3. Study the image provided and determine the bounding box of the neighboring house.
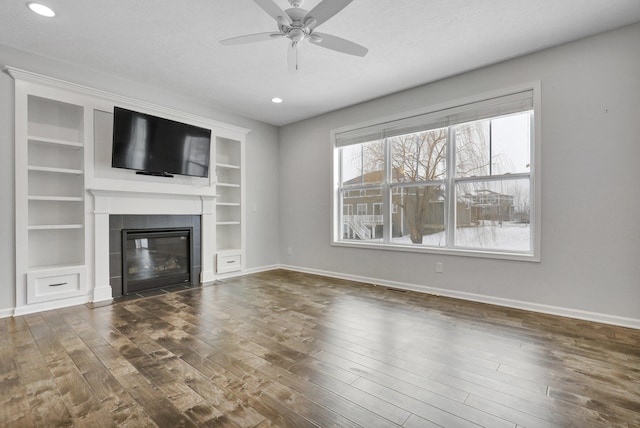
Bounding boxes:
[459,189,515,224]
[343,172,516,239]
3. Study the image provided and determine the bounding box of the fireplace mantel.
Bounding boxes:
[90,188,217,303]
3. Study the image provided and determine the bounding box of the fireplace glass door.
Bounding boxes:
[122,228,192,294]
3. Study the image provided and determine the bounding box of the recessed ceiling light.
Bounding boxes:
[271,97,283,104]
[27,2,56,17]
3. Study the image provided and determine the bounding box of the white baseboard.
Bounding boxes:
[13,295,90,317]
[0,307,14,319]
[213,264,280,281]
[242,264,281,275]
[278,264,640,330]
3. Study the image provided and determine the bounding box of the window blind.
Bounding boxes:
[335,90,534,147]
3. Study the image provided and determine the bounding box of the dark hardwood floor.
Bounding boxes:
[1,269,639,427]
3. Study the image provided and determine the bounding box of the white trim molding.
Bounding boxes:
[0,308,14,319]
[4,66,250,135]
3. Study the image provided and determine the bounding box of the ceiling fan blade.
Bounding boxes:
[254,0,292,25]
[288,43,301,74]
[220,32,281,46]
[305,0,353,29]
[310,33,368,56]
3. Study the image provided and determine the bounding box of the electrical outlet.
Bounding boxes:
[435,262,444,273]
[287,247,293,256]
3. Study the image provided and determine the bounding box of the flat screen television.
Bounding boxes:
[112,107,212,178]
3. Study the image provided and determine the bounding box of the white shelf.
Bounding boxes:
[217,182,240,188]
[216,162,240,170]
[28,195,84,202]
[216,202,241,207]
[28,165,83,175]
[28,263,86,273]
[28,224,84,230]
[28,135,83,148]
[216,221,241,226]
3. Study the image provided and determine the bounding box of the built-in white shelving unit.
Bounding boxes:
[14,88,89,309]
[215,137,244,273]
[9,66,250,315]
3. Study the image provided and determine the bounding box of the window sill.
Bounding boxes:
[331,240,540,262]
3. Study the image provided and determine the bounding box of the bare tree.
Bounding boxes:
[362,129,447,243]
[392,130,447,243]
[351,120,503,244]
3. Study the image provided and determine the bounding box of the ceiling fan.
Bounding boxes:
[220,0,368,73]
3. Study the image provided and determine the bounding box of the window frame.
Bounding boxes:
[331,83,541,262]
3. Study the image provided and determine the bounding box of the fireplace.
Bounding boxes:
[109,214,202,297]
[122,228,193,294]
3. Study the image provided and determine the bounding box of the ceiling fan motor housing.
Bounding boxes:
[283,7,312,42]
[288,28,306,42]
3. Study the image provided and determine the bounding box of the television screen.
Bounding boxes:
[112,107,211,178]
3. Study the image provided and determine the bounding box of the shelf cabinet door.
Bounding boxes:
[27,266,86,304]
[216,251,242,274]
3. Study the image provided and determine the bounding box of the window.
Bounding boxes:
[333,88,539,260]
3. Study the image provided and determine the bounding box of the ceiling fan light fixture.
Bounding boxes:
[288,28,305,42]
[26,2,55,17]
[271,97,284,104]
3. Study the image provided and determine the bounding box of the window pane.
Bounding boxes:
[341,187,384,241]
[391,128,447,183]
[340,140,385,185]
[490,112,531,175]
[454,178,530,251]
[391,184,446,246]
[455,111,531,177]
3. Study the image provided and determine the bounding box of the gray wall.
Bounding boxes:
[278,23,640,322]
[0,45,280,311]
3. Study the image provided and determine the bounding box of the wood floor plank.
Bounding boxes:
[13,342,74,426]
[0,345,35,427]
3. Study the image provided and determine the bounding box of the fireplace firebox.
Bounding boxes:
[122,228,193,294]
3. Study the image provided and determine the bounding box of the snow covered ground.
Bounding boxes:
[391,221,530,251]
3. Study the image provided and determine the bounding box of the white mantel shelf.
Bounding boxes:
[88,187,217,201]
[89,187,216,216]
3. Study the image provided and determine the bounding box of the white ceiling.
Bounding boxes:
[1,0,640,126]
